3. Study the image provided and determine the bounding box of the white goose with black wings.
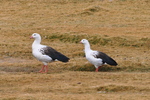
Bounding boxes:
[80,39,117,72]
[30,33,69,73]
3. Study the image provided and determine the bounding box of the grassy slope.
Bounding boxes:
[0,0,150,100]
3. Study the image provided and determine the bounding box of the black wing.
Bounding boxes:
[94,51,118,66]
[41,46,69,62]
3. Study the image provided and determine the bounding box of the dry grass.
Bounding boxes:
[0,0,150,100]
[0,72,150,100]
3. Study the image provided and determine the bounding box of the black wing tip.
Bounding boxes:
[113,63,118,66]
[110,61,118,66]
[62,58,70,62]
[58,56,70,62]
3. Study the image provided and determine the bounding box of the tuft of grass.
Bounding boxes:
[45,33,150,48]
[45,33,85,43]
[46,33,150,47]
[70,63,95,72]
[97,84,150,93]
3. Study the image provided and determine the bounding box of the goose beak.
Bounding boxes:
[30,36,33,39]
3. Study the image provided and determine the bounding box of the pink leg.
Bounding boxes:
[39,65,45,73]
[95,68,99,72]
[45,65,48,73]
[95,66,102,72]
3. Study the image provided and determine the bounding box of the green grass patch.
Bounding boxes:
[45,33,150,48]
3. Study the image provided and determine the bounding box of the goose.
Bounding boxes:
[80,39,117,72]
[30,33,69,73]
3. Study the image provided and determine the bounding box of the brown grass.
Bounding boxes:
[0,0,150,100]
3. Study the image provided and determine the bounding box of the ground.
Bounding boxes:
[0,0,150,100]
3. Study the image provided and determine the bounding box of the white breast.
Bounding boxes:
[85,51,103,68]
[32,45,52,63]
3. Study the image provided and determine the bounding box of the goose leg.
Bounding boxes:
[95,68,99,72]
[95,66,102,72]
[45,65,48,73]
[39,65,45,73]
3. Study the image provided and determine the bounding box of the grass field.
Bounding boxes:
[0,0,150,100]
